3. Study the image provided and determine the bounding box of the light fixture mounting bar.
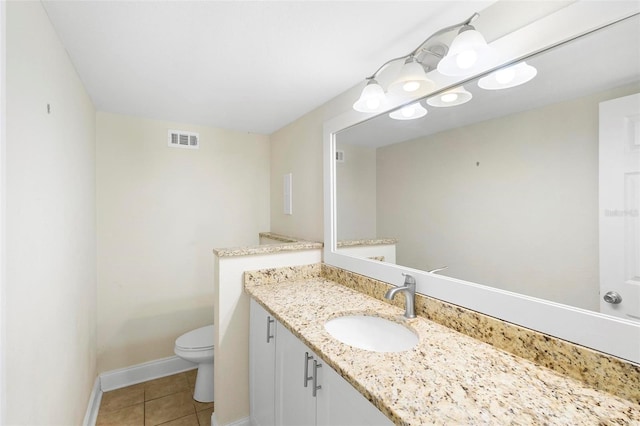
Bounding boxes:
[365,12,479,80]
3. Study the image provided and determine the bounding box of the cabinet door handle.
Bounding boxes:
[266,316,275,343]
[312,360,322,397]
[303,352,314,387]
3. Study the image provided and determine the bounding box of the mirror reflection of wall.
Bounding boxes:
[335,14,640,313]
[335,144,377,241]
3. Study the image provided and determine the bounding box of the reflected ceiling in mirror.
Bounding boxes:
[340,15,639,149]
[335,14,640,316]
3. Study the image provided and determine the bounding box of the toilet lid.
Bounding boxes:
[176,325,215,350]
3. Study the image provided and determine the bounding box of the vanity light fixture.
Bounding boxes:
[426,86,472,107]
[388,57,435,95]
[478,61,538,90]
[353,12,491,114]
[437,25,498,77]
[353,79,387,113]
[389,101,428,120]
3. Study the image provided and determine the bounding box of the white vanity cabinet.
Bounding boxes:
[250,299,277,426]
[274,320,317,425]
[249,299,392,426]
[315,363,392,426]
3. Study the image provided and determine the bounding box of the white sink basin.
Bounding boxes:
[324,315,418,352]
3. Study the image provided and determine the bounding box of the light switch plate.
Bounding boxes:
[283,173,292,215]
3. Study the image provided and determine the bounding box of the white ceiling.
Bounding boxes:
[41,1,496,135]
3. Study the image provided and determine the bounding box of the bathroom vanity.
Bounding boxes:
[245,264,640,425]
[250,299,391,426]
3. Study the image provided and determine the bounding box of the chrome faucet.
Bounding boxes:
[384,273,416,318]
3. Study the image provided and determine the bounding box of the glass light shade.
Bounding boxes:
[478,62,538,90]
[389,59,435,95]
[353,80,387,113]
[389,102,427,120]
[426,86,472,107]
[437,28,498,77]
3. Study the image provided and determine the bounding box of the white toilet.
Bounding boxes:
[174,324,215,402]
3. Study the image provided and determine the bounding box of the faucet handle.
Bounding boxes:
[401,273,416,286]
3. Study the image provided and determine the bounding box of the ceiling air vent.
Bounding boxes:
[168,130,199,150]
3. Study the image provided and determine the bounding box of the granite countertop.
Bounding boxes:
[337,238,399,247]
[245,276,640,425]
[213,240,322,257]
[213,233,399,257]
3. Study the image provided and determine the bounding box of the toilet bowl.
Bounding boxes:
[174,324,215,403]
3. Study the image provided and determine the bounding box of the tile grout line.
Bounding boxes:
[98,371,212,426]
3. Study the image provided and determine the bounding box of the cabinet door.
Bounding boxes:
[316,363,392,426]
[250,299,277,426]
[274,322,316,426]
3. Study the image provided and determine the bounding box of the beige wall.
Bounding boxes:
[377,84,640,311]
[213,250,322,426]
[267,1,572,244]
[269,108,326,242]
[96,112,270,372]
[269,85,366,242]
[5,2,97,424]
[335,143,377,241]
[0,1,5,420]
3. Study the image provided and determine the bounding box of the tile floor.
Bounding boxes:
[96,370,214,426]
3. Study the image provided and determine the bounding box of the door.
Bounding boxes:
[274,322,316,426]
[599,93,640,321]
[316,363,392,426]
[249,300,277,426]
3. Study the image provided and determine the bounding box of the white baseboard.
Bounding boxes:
[82,376,102,426]
[100,355,196,392]
[83,356,198,426]
[211,413,251,426]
